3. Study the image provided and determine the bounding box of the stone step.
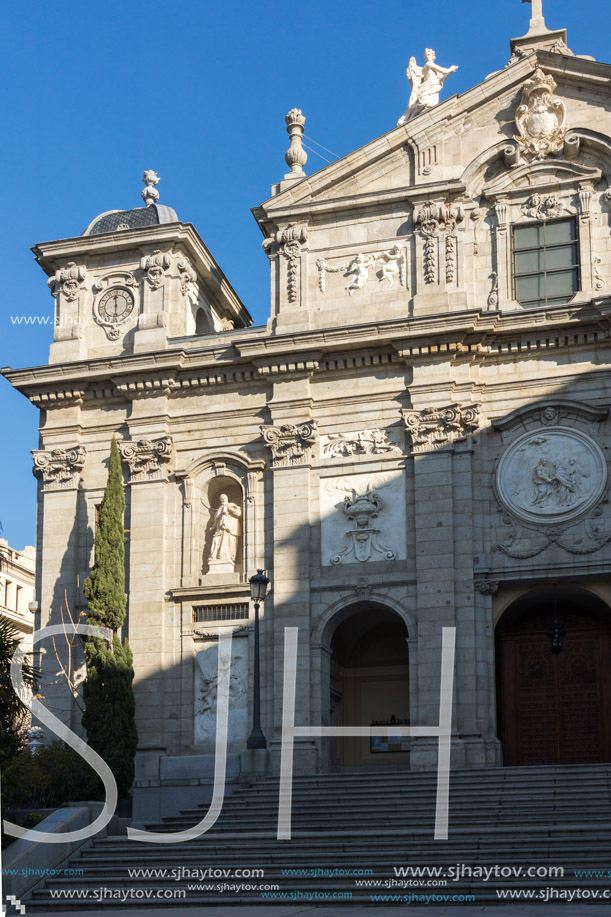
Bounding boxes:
[22,764,611,911]
[41,855,611,881]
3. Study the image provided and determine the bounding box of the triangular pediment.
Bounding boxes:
[255,49,611,230]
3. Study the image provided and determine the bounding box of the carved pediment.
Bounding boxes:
[483,160,602,202]
[493,399,608,433]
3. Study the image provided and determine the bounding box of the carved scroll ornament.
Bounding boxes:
[262,224,308,303]
[48,262,87,302]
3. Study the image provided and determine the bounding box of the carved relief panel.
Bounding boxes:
[320,471,405,566]
[495,428,607,527]
[194,636,248,752]
[492,403,610,559]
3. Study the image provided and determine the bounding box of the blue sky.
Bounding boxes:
[0,0,602,550]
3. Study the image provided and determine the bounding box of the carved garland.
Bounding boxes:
[414,202,464,284]
[262,224,309,303]
[322,428,400,458]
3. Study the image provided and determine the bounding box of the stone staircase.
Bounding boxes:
[25,764,611,909]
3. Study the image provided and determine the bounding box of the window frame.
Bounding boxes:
[512,216,580,309]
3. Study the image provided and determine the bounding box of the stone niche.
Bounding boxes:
[202,476,244,577]
[194,636,248,753]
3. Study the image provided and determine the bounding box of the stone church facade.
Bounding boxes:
[5,9,611,811]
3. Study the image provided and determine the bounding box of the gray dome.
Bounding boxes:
[82,203,179,236]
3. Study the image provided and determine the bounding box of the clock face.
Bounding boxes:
[96,287,135,324]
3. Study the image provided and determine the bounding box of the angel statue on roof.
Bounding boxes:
[397,49,458,125]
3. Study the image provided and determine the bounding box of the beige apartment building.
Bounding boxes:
[0,539,36,653]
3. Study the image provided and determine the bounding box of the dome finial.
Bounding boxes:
[141,170,160,207]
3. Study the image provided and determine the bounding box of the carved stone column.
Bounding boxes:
[261,390,318,774]
[402,403,490,768]
[119,434,175,748]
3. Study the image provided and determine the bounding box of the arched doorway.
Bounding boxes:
[496,586,611,766]
[329,603,410,769]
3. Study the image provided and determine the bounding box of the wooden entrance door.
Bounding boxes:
[497,611,611,766]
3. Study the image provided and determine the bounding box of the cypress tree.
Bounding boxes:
[82,438,138,798]
[83,438,126,630]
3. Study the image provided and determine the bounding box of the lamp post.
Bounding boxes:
[247,569,270,749]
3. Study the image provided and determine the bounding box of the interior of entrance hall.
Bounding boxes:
[496,586,611,767]
[328,603,410,768]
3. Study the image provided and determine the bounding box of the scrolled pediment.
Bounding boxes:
[493,399,608,433]
[483,160,601,202]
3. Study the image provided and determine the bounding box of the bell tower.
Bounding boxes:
[35,171,250,364]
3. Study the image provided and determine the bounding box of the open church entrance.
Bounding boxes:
[329,603,410,768]
[496,587,611,766]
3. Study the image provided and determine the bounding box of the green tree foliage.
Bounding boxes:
[82,439,138,798]
[83,438,126,631]
[82,636,138,798]
[0,618,40,763]
[1,741,103,811]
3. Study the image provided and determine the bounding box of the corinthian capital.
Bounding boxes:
[402,404,480,453]
[32,446,86,490]
[260,421,317,468]
[119,436,173,482]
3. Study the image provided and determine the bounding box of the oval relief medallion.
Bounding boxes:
[496,427,607,526]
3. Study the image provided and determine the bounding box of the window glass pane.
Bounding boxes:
[514,225,542,249]
[515,250,542,274]
[544,220,576,244]
[546,269,577,297]
[545,244,578,269]
[516,274,544,302]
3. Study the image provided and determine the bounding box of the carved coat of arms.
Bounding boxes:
[514,68,567,161]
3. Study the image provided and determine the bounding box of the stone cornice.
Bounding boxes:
[32,222,251,328]
[254,51,611,228]
[4,300,611,406]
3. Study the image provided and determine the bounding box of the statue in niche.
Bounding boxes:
[397,49,458,125]
[207,493,242,570]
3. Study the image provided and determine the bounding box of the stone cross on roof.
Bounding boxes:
[523,0,544,29]
[511,0,567,57]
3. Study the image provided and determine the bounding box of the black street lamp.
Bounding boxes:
[247,569,270,749]
[548,584,565,655]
